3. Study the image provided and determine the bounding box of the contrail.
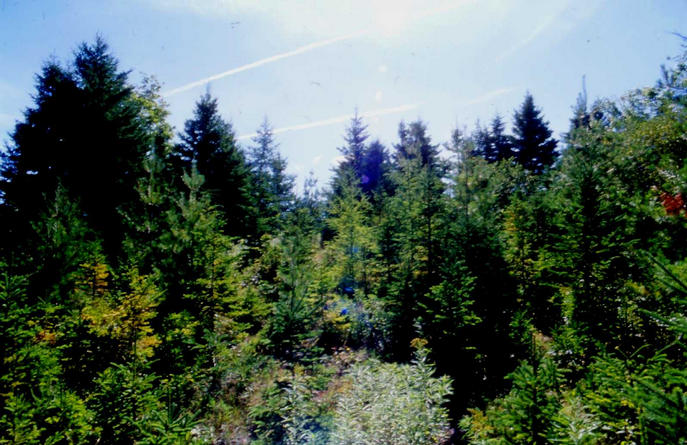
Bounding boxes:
[236,103,419,141]
[162,1,474,97]
[463,87,514,106]
[237,86,513,141]
[163,30,367,97]
[494,0,576,63]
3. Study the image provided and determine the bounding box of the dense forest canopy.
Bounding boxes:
[2,36,687,444]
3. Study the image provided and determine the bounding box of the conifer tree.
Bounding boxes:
[393,120,440,168]
[326,170,378,297]
[339,111,369,176]
[473,115,514,163]
[512,93,558,174]
[177,92,253,238]
[331,112,370,197]
[247,118,294,237]
[124,76,178,273]
[382,120,445,359]
[1,37,151,253]
[434,128,519,411]
[359,139,390,201]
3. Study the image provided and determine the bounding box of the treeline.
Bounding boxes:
[2,37,687,444]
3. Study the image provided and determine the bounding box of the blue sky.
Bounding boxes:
[1,0,686,190]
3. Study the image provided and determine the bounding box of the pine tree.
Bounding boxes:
[552,126,639,347]
[339,111,369,176]
[435,128,519,411]
[512,93,558,174]
[124,76,179,274]
[490,114,515,162]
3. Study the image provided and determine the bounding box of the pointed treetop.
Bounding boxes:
[512,92,558,174]
[394,119,439,167]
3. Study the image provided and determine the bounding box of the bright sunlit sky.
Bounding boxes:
[1,0,686,190]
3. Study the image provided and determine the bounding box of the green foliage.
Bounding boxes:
[0,262,96,444]
[461,346,566,445]
[247,118,295,237]
[511,93,558,174]
[382,122,446,358]
[81,267,161,360]
[5,36,687,445]
[267,231,323,360]
[1,37,153,252]
[330,346,453,445]
[90,362,158,444]
[135,398,205,445]
[549,392,602,445]
[326,173,379,297]
[176,91,254,238]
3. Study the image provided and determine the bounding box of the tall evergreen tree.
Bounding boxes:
[247,118,294,237]
[339,111,369,175]
[436,128,519,411]
[331,112,370,197]
[473,115,514,163]
[394,120,440,168]
[382,120,445,359]
[326,171,378,298]
[1,37,151,254]
[359,139,391,201]
[177,92,253,238]
[511,93,558,174]
[490,114,515,162]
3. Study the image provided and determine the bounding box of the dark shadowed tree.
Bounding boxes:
[331,112,370,197]
[511,93,558,174]
[473,114,514,163]
[360,139,391,201]
[177,91,253,238]
[1,37,151,254]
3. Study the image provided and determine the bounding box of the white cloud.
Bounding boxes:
[312,155,323,165]
[378,64,388,73]
[375,90,383,102]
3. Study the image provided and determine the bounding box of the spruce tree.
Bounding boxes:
[473,115,514,163]
[393,120,440,168]
[512,93,558,174]
[331,112,369,197]
[177,92,253,238]
[383,120,445,359]
[490,114,515,162]
[1,37,150,253]
[359,139,390,202]
[247,118,294,237]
